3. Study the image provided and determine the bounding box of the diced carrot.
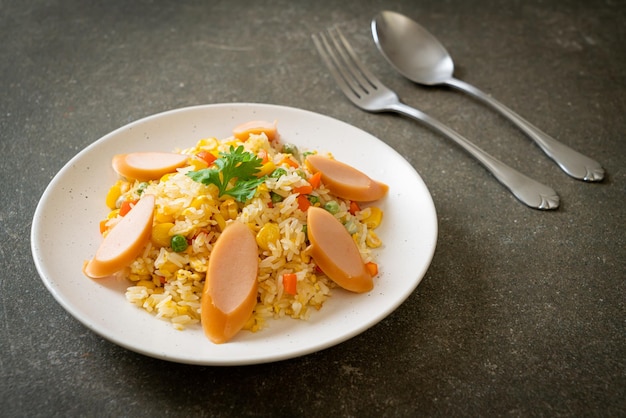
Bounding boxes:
[297,194,311,211]
[119,199,138,217]
[283,273,297,295]
[349,201,360,215]
[258,149,270,164]
[99,220,108,234]
[280,157,299,168]
[196,150,217,165]
[365,262,378,277]
[309,171,322,189]
[293,185,313,195]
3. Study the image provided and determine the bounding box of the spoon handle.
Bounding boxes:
[389,102,559,210]
[445,77,604,182]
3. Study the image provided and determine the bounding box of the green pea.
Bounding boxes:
[171,234,188,252]
[344,219,358,235]
[270,168,287,179]
[137,182,149,195]
[271,192,284,203]
[324,201,340,214]
[282,143,299,156]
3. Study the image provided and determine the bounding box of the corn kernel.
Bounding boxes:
[220,198,238,220]
[151,275,162,287]
[137,280,156,290]
[107,209,120,219]
[256,161,276,177]
[197,137,218,150]
[176,305,190,316]
[204,183,220,199]
[159,261,178,274]
[256,222,280,251]
[366,230,382,248]
[160,173,174,183]
[142,297,155,311]
[362,207,383,229]
[190,195,210,209]
[188,158,207,171]
[152,222,175,247]
[213,213,227,231]
[155,211,175,223]
[105,181,122,209]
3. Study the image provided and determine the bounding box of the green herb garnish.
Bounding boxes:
[186,145,265,202]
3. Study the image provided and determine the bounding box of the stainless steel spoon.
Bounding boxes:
[371,10,604,182]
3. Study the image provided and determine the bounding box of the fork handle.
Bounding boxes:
[445,77,604,182]
[389,102,559,210]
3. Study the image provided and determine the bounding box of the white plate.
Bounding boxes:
[31,103,437,365]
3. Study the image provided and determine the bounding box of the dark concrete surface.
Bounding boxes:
[1,0,624,416]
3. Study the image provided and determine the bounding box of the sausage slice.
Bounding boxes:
[305,155,388,202]
[201,221,259,344]
[84,194,155,278]
[307,207,373,293]
[112,152,188,181]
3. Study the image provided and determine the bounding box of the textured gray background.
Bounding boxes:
[2,0,624,416]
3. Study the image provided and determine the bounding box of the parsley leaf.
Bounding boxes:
[186,145,265,202]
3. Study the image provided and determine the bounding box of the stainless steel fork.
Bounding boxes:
[312,27,560,210]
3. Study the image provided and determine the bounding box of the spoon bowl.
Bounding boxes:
[372,11,453,85]
[372,10,604,182]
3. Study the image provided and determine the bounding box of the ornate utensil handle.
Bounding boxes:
[446,77,604,182]
[390,102,560,210]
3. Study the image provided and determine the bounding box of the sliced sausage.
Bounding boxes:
[112,152,188,181]
[305,155,388,202]
[201,221,259,344]
[307,206,373,293]
[232,120,278,142]
[84,195,155,278]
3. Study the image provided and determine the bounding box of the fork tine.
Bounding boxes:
[324,28,371,97]
[312,33,349,96]
[312,30,363,101]
[327,27,380,93]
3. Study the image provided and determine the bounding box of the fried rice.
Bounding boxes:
[100,131,383,332]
